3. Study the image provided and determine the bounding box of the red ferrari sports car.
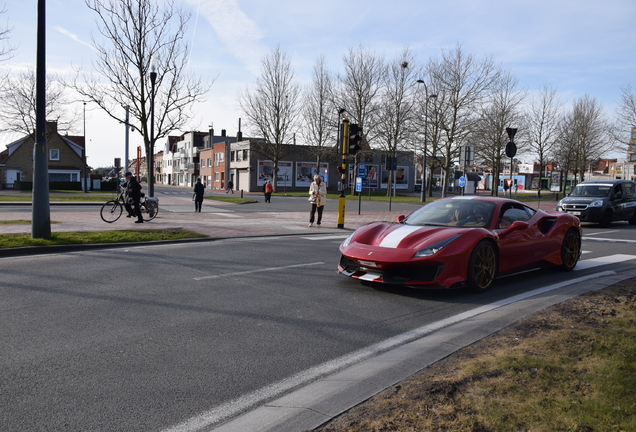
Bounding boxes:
[338,196,582,292]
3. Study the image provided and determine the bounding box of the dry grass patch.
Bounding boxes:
[311,281,636,432]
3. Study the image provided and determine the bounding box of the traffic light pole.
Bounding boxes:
[337,119,349,228]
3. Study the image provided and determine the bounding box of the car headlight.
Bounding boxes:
[589,200,603,207]
[415,234,462,257]
[341,233,354,248]
[557,200,563,210]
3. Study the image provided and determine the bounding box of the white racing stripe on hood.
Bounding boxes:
[378,225,423,248]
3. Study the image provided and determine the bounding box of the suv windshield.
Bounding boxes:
[569,185,611,198]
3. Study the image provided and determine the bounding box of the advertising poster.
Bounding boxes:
[295,162,329,187]
[257,160,293,187]
[381,165,409,189]
[551,171,561,192]
[363,164,379,188]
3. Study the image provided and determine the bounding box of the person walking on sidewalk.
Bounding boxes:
[125,172,144,223]
[308,174,326,227]
[263,180,273,203]
[226,180,234,194]
[193,178,205,212]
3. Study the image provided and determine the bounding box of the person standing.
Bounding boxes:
[308,174,326,227]
[124,171,143,223]
[194,178,205,212]
[263,180,273,203]
[226,180,234,194]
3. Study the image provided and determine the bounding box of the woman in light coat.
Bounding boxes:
[308,174,327,227]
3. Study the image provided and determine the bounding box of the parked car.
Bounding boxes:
[556,179,636,227]
[338,196,581,292]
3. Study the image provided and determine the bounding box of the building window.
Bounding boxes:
[214,172,220,181]
[207,158,212,167]
[242,150,248,160]
[49,149,60,161]
[230,151,235,162]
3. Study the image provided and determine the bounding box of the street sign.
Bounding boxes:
[506,128,518,141]
[358,164,366,177]
[458,176,466,188]
[355,177,362,192]
[505,141,517,158]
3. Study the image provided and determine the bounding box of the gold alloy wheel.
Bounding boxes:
[472,242,497,290]
[561,230,580,270]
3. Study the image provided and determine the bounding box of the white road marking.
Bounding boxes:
[302,235,350,241]
[207,213,242,218]
[164,270,616,432]
[193,262,325,280]
[582,237,636,244]
[581,250,593,254]
[584,230,619,236]
[574,254,636,270]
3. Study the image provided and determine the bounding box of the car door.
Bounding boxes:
[622,182,636,219]
[494,204,542,273]
[611,183,631,220]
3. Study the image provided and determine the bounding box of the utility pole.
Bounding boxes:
[32,0,51,239]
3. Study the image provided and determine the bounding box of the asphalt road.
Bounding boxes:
[1,222,636,431]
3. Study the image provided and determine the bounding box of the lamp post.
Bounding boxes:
[149,66,157,197]
[416,80,437,202]
[83,102,88,193]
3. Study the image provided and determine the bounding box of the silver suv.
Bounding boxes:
[556,180,636,227]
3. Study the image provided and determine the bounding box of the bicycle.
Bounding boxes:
[100,185,159,223]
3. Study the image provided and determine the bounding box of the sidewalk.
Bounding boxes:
[0,192,411,240]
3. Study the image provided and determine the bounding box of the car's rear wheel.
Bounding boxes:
[599,210,612,228]
[629,211,636,225]
[559,229,580,271]
[467,240,497,292]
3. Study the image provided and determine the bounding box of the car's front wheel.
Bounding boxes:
[467,240,497,292]
[559,229,580,271]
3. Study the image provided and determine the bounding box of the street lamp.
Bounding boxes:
[416,80,437,202]
[149,65,157,197]
[83,102,88,193]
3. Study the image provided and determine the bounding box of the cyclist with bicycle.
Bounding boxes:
[124,172,144,224]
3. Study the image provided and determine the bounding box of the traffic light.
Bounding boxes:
[348,124,362,155]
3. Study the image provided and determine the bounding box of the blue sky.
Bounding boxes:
[2,0,635,167]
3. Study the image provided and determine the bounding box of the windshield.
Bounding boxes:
[405,199,496,228]
[569,185,611,198]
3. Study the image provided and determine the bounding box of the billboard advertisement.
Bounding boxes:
[381,166,409,189]
[295,162,329,187]
[257,160,293,187]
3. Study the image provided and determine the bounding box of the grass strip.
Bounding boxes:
[0,220,61,225]
[0,228,207,249]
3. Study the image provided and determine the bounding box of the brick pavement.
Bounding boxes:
[0,190,560,240]
[0,192,413,239]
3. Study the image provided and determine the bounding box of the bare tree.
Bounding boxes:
[471,70,526,196]
[0,5,16,61]
[0,69,78,137]
[302,56,338,171]
[69,0,208,169]
[238,46,300,192]
[522,85,562,197]
[427,45,501,196]
[375,48,420,194]
[615,84,636,146]
[558,95,612,184]
[335,45,386,143]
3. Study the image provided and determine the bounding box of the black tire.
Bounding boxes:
[599,210,612,228]
[466,240,497,292]
[629,211,636,225]
[100,200,123,223]
[559,229,580,271]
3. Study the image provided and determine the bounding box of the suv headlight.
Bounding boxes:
[589,200,603,207]
[557,200,564,211]
[415,234,462,257]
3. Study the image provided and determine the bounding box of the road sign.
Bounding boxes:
[505,141,517,158]
[355,177,362,192]
[458,176,466,187]
[506,128,518,141]
[358,164,366,177]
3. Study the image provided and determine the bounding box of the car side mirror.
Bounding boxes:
[395,215,406,223]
